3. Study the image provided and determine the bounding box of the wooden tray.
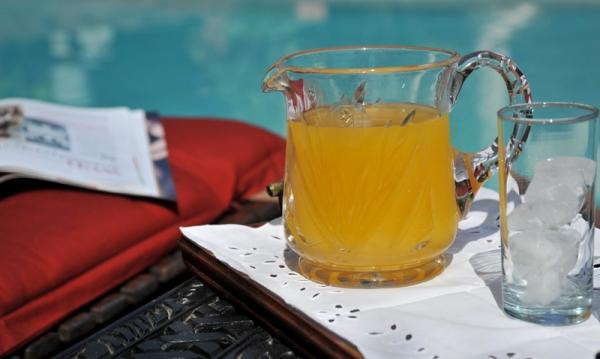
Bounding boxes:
[179,235,362,359]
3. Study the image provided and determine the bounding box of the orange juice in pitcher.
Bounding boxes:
[286,103,458,273]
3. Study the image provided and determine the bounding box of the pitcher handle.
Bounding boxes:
[450,50,532,217]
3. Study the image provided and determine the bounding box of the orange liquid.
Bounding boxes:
[284,103,459,271]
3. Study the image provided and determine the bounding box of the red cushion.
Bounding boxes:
[0,118,285,355]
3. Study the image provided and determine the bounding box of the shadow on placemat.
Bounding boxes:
[470,249,503,310]
[448,198,500,255]
[593,289,600,322]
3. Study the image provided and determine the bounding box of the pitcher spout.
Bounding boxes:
[262,65,290,93]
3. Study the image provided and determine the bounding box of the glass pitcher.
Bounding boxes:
[262,46,531,287]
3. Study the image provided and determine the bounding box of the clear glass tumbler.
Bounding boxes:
[498,102,599,325]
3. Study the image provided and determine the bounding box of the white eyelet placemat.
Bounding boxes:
[181,188,600,359]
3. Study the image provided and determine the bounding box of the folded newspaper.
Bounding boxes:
[0,98,176,200]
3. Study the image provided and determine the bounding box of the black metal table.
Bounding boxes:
[56,277,298,359]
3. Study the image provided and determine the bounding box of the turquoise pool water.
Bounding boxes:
[1,0,599,155]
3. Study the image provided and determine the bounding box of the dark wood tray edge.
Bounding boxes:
[179,236,363,359]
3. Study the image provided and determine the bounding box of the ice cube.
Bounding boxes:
[565,214,593,275]
[525,171,585,208]
[508,197,580,231]
[520,270,562,306]
[510,229,566,268]
[509,229,553,282]
[535,197,584,228]
[546,228,580,271]
[507,202,543,232]
[521,156,596,227]
[509,227,581,306]
[535,157,596,187]
[510,228,580,271]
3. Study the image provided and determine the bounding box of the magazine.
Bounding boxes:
[0,98,176,200]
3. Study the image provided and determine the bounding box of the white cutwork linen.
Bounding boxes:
[181,188,600,359]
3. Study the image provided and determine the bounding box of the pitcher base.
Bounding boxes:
[297,254,450,288]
